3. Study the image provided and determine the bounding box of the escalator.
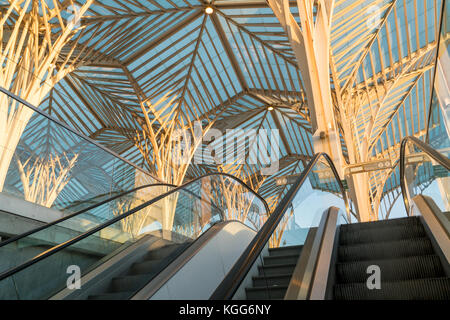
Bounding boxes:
[0,173,269,300]
[334,216,448,299]
[1,136,448,300]
[211,136,450,300]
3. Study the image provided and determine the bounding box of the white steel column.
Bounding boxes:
[268,0,371,221]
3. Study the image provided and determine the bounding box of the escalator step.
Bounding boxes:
[253,274,293,287]
[334,278,450,300]
[245,286,288,300]
[339,224,425,245]
[336,255,445,283]
[338,237,434,262]
[129,259,163,275]
[145,244,180,260]
[258,263,296,276]
[110,273,154,292]
[263,254,299,266]
[340,216,420,232]
[268,245,303,257]
[88,291,135,300]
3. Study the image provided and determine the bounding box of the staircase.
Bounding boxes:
[245,245,302,299]
[334,216,450,299]
[88,241,187,300]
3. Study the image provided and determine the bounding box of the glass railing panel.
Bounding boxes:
[0,174,269,299]
[0,183,174,276]
[403,139,450,214]
[0,90,161,224]
[377,162,406,219]
[270,156,347,248]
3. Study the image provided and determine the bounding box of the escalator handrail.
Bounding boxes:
[0,183,176,249]
[399,136,450,214]
[210,152,349,300]
[0,172,269,282]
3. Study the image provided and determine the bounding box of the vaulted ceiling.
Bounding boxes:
[3,0,445,214]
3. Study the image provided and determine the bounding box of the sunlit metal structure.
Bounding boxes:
[0,0,448,222]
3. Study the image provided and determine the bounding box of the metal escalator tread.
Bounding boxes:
[334,216,450,300]
[336,255,445,283]
[334,278,450,300]
[338,237,434,262]
[88,291,135,300]
[87,243,182,300]
[245,245,303,300]
[339,223,426,245]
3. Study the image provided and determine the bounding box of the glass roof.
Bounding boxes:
[2,0,445,214]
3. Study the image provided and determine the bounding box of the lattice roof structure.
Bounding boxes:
[1,0,447,218]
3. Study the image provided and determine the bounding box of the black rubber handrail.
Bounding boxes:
[399,136,450,214]
[425,0,446,144]
[0,183,176,249]
[0,172,269,282]
[210,152,349,300]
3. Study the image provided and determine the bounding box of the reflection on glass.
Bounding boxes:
[403,140,449,214]
[271,157,348,248]
[0,174,268,300]
[0,91,162,227]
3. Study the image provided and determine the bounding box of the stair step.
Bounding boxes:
[263,254,299,266]
[340,217,420,233]
[336,255,445,283]
[258,263,296,276]
[130,259,163,275]
[253,274,293,287]
[88,291,135,300]
[334,278,450,300]
[338,237,434,262]
[110,273,154,293]
[339,224,425,245]
[246,286,288,300]
[268,245,303,257]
